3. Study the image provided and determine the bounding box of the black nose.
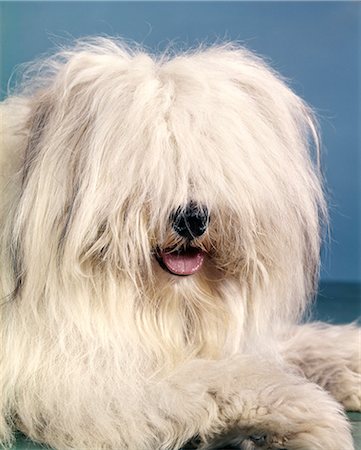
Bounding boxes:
[172,203,209,239]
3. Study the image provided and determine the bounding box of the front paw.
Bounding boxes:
[239,388,354,450]
[325,325,361,412]
[284,323,361,412]
[238,421,353,450]
[313,324,361,412]
[219,380,354,450]
[239,423,352,450]
[333,367,361,412]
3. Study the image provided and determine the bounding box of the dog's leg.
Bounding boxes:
[1,355,353,450]
[280,322,361,411]
[153,356,354,450]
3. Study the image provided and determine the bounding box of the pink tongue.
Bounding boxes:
[161,250,205,275]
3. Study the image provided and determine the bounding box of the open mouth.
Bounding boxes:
[156,247,205,276]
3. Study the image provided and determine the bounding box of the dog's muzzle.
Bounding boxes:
[156,202,209,276]
[172,203,209,240]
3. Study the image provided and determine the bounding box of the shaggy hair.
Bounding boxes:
[0,38,360,450]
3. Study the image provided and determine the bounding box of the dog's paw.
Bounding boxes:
[332,326,361,412]
[331,366,361,411]
[239,404,353,450]
[204,395,354,450]
[283,323,361,412]
[236,421,353,450]
[237,382,354,450]
[314,324,361,412]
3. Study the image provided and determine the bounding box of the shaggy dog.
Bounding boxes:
[0,38,360,450]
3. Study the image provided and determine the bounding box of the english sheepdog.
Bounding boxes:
[0,38,360,450]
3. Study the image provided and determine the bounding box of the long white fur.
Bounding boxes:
[0,38,359,450]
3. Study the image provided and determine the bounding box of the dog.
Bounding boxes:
[0,38,360,450]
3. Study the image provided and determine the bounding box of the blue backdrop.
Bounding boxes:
[1,1,360,282]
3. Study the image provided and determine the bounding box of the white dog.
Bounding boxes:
[0,38,360,450]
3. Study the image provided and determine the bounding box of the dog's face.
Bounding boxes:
[6,40,326,357]
[154,202,209,276]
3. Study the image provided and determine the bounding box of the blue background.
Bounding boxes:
[1,1,360,282]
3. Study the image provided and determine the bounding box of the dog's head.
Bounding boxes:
[4,38,326,358]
